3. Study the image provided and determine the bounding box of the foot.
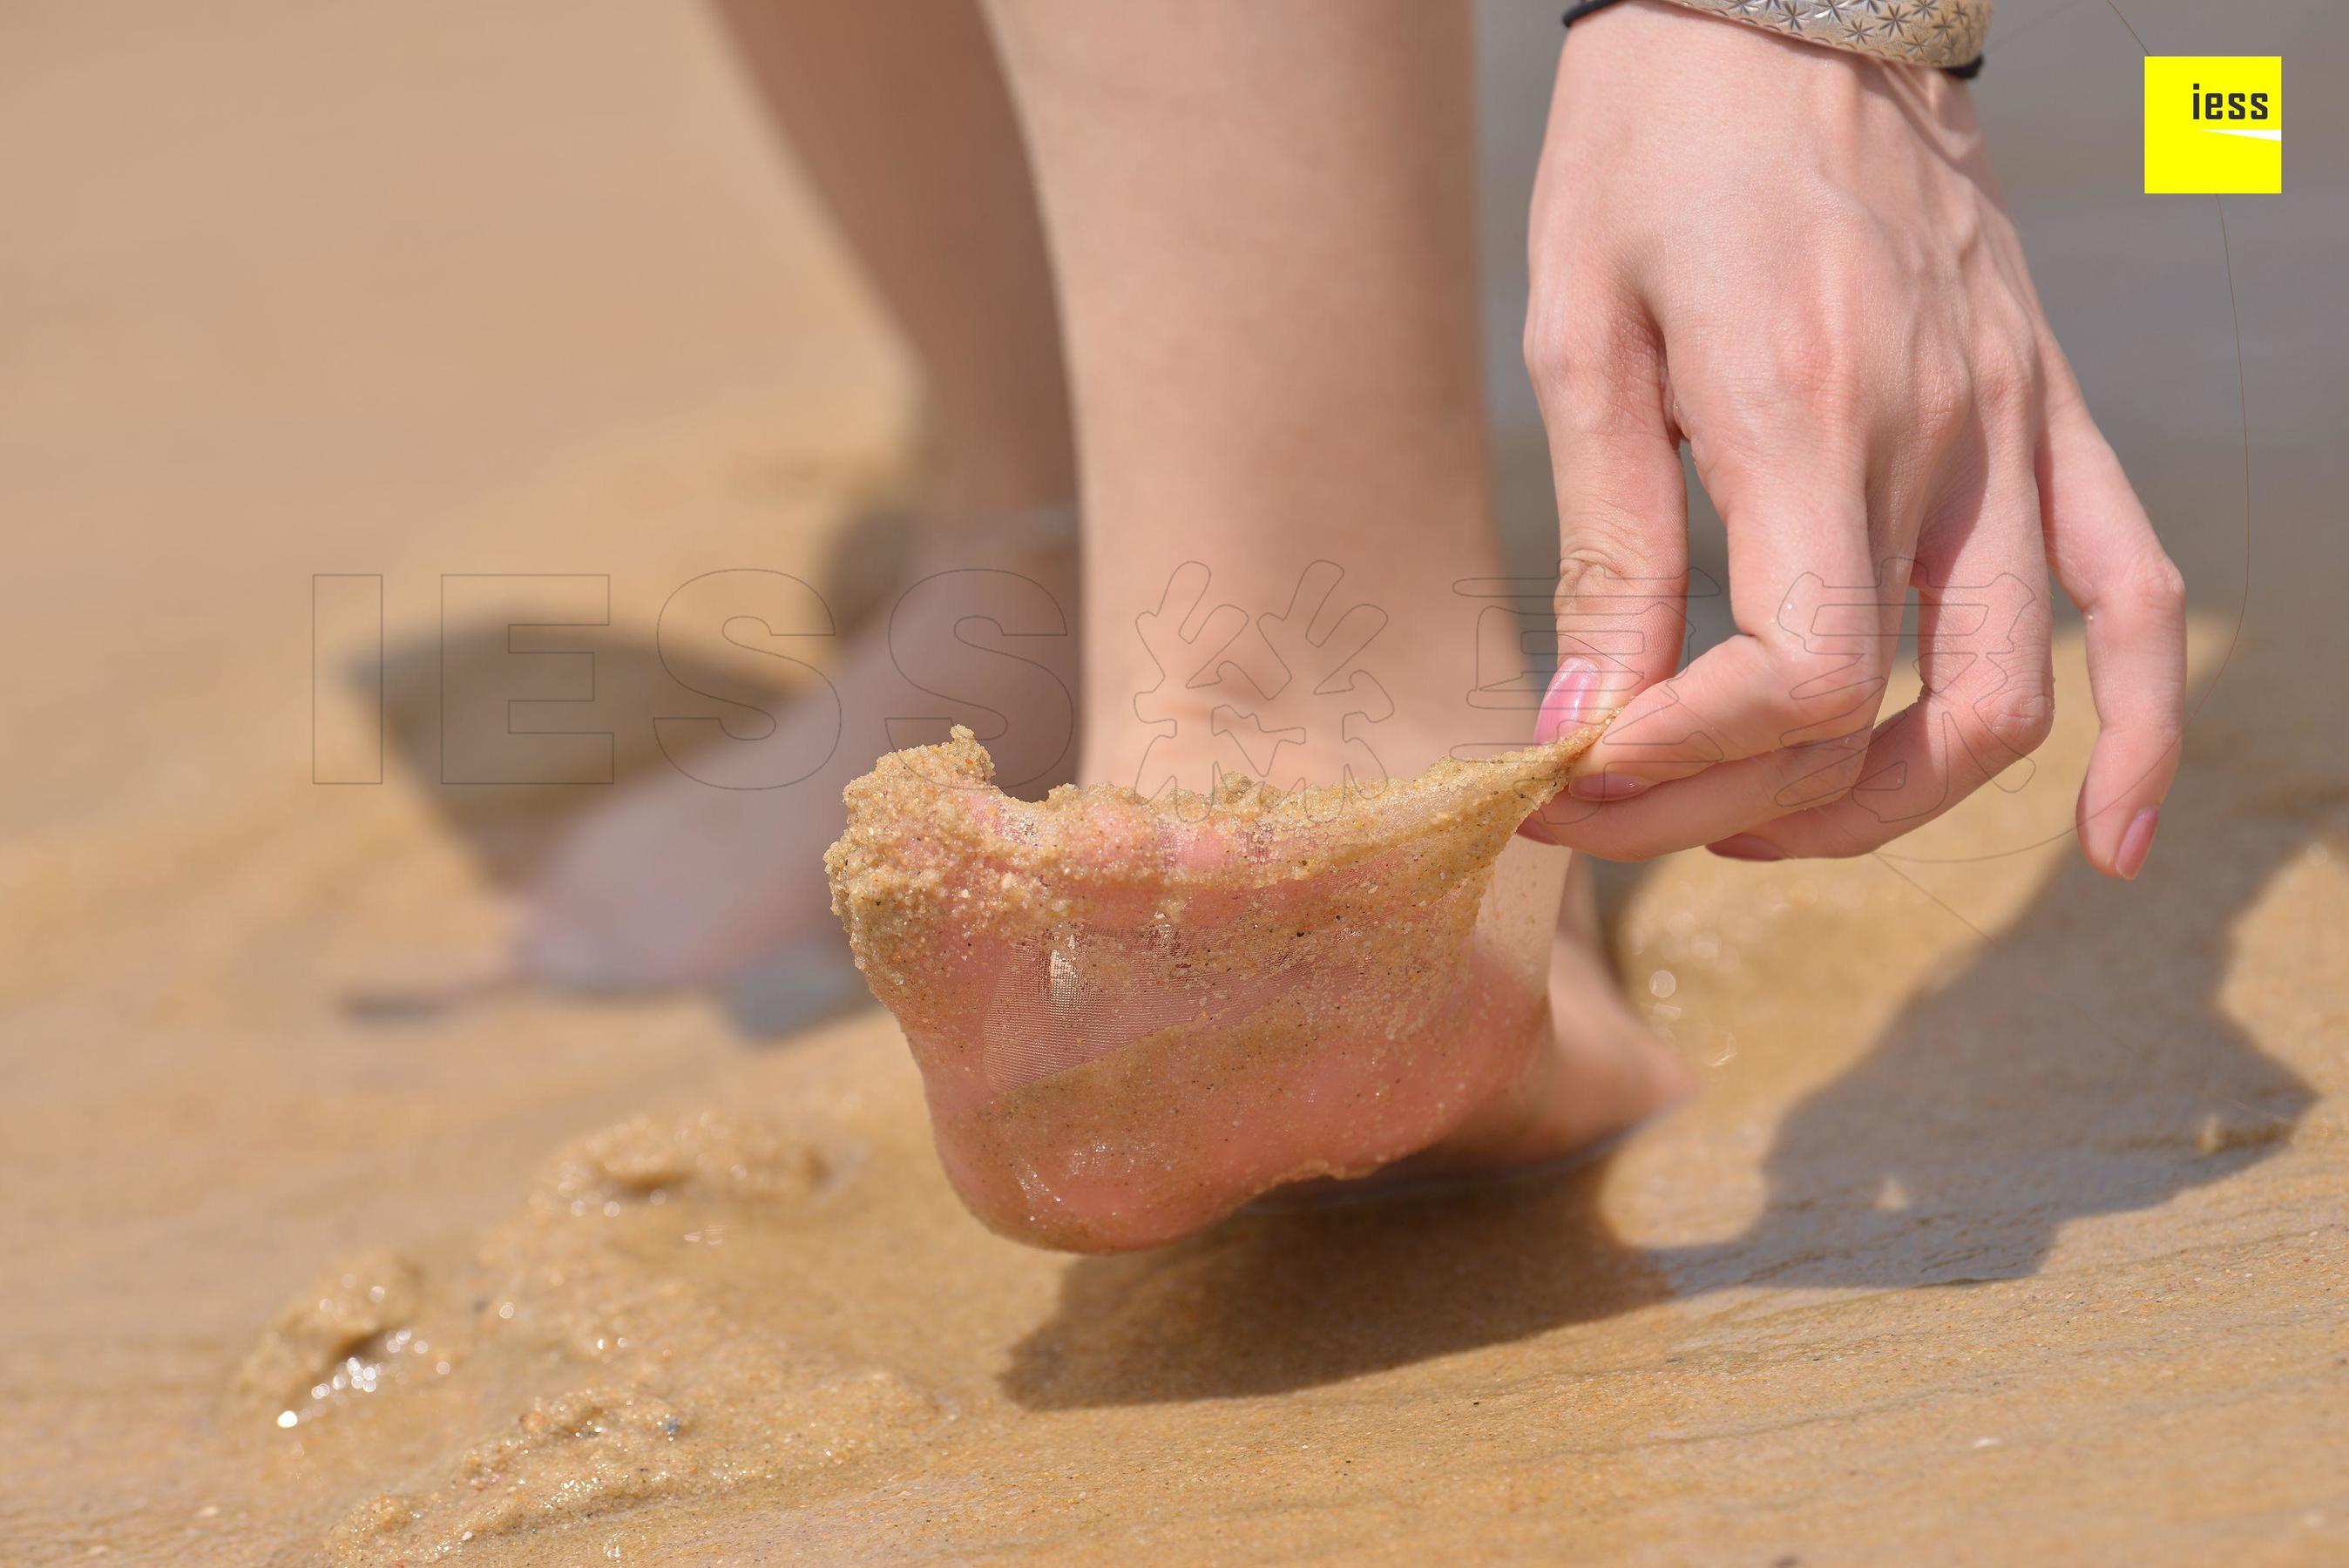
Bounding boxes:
[520,511,1080,993]
[826,725,1686,1251]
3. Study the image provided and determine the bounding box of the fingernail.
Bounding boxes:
[1538,656,1606,744]
[1708,835,1784,862]
[2114,806,2160,880]
[1569,771,1650,802]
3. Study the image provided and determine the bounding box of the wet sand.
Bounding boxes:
[7,2,2347,1563]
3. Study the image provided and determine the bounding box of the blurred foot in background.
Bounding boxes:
[520,0,1081,1010]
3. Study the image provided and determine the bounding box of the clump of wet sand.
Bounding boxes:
[228,1112,941,1566]
[822,724,1602,1248]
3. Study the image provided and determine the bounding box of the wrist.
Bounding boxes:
[1558,0,1981,142]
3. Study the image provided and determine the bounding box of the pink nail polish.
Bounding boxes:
[1569,771,1649,802]
[2114,806,2160,880]
[1538,657,1605,744]
[1708,835,1784,862]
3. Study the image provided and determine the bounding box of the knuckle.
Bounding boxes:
[1770,330,1867,424]
[1913,348,1974,436]
[2127,554,2189,620]
[1759,637,1886,740]
[1971,334,2042,420]
[1974,679,2055,755]
[1554,543,1640,618]
[1523,296,1594,395]
[1751,265,1879,415]
[1816,729,1875,794]
[1911,388,1969,449]
[1556,524,1648,592]
[1779,728,1872,810]
[1521,309,1560,389]
[1527,295,1658,422]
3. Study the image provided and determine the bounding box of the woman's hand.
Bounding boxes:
[1519,0,2183,878]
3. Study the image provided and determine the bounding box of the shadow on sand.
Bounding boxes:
[1002,754,2320,1408]
[349,618,875,1036]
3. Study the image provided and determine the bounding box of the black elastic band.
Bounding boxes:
[1560,0,1627,25]
[1561,1,1986,79]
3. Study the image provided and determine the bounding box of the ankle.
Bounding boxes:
[922,404,1078,521]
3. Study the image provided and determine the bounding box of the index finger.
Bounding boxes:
[1566,467,1893,803]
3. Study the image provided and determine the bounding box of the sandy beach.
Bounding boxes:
[5,1,2346,1562]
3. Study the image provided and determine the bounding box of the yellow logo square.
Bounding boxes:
[2145,57,2282,193]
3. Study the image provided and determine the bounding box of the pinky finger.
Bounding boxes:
[2039,360,2188,879]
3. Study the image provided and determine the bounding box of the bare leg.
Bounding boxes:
[987,0,1498,783]
[828,0,1687,1248]
[522,0,1080,994]
[714,0,1073,514]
